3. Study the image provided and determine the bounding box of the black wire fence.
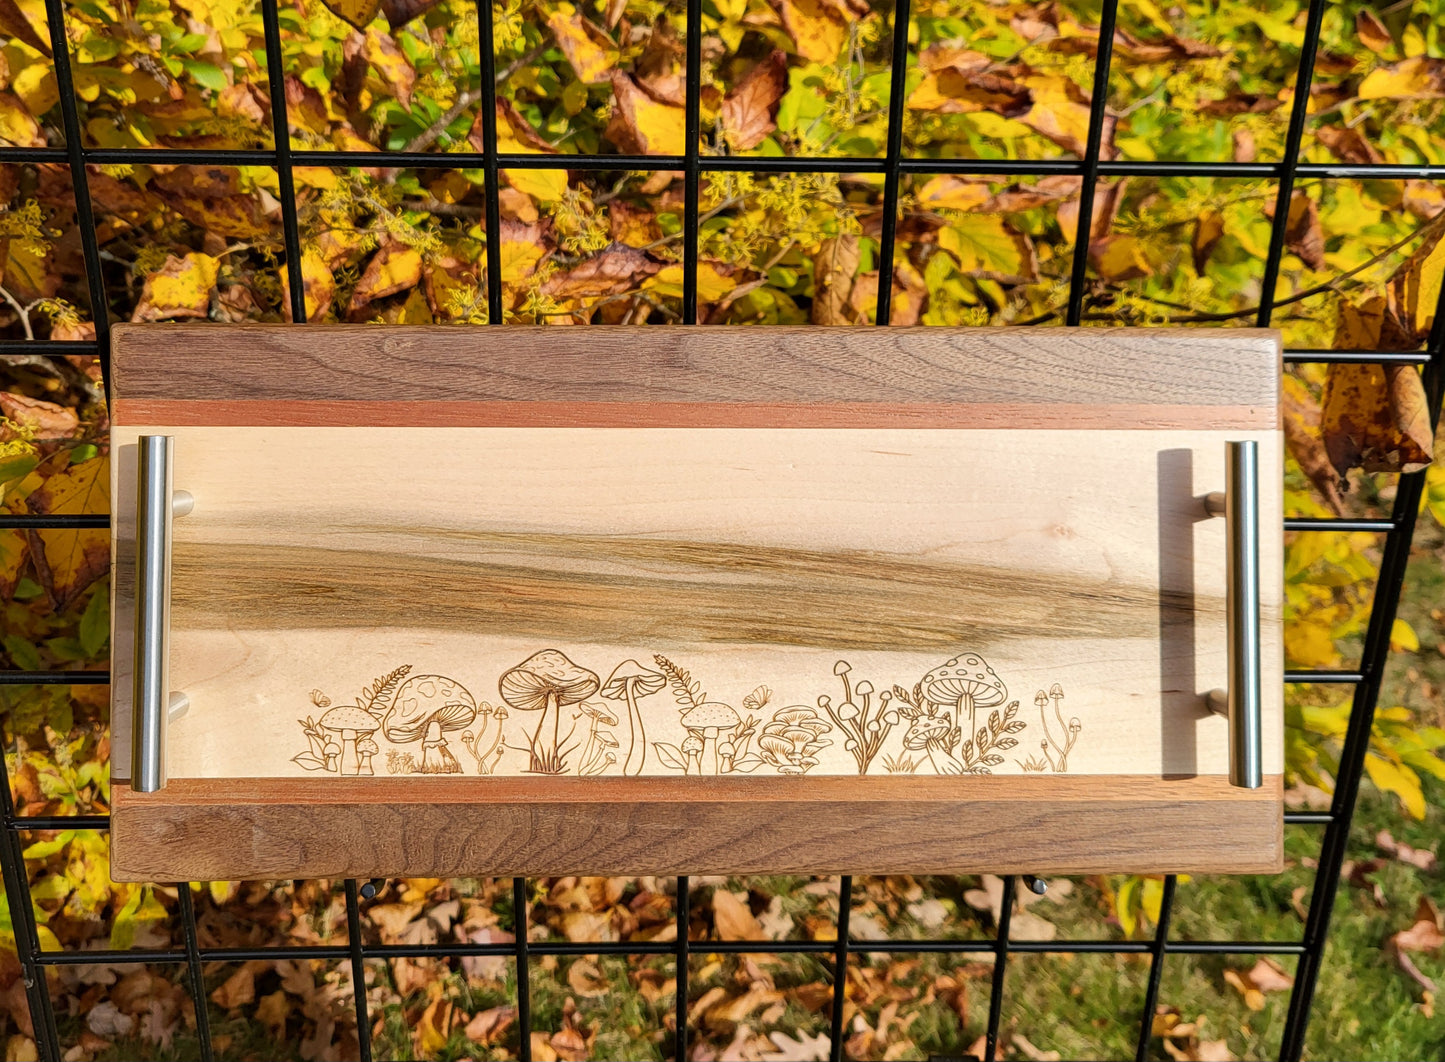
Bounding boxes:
[0,0,1441,1059]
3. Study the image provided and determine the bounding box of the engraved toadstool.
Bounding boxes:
[382,674,478,774]
[499,650,600,774]
[599,659,666,776]
[356,735,379,776]
[922,653,1006,739]
[319,704,381,776]
[680,732,704,774]
[679,701,741,775]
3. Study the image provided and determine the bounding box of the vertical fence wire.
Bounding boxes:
[0,2,1439,1060]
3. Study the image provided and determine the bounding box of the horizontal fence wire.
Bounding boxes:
[0,0,1439,1060]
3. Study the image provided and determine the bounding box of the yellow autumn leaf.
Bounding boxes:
[779,0,846,64]
[11,63,57,119]
[547,5,616,83]
[23,456,109,607]
[1358,56,1445,100]
[1020,76,1091,156]
[607,71,684,154]
[1390,618,1420,652]
[282,249,335,322]
[132,252,220,321]
[915,175,991,212]
[0,91,42,147]
[1284,618,1339,668]
[1364,752,1426,819]
[361,26,416,110]
[937,215,1034,278]
[499,236,544,284]
[1090,235,1153,282]
[505,167,569,203]
[647,263,736,302]
[1389,229,1445,339]
[348,242,423,314]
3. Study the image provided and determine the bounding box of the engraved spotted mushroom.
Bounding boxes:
[922,653,1006,738]
[318,704,380,776]
[679,701,741,775]
[382,674,479,774]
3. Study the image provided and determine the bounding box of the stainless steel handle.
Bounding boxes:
[131,435,192,793]
[1204,440,1263,790]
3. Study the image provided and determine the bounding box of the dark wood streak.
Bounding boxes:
[113,324,1282,413]
[169,531,1216,649]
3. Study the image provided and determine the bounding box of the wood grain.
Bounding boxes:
[109,774,1285,880]
[110,324,1281,428]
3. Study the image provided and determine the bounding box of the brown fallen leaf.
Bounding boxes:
[1377,829,1438,870]
[0,393,78,437]
[565,958,610,997]
[463,1004,515,1044]
[382,0,443,27]
[321,0,381,30]
[1387,896,1444,992]
[812,234,860,325]
[1283,191,1325,271]
[1315,123,1383,166]
[1010,1031,1063,1061]
[1345,857,1389,906]
[1233,127,1256,163]
[721,49,788,151]
[542,244,660,300]
[1222,957,1292,1011]
[1193,210,1225,274]
[1320,362,1434,481]
[1356,8,1393,54]
[0,0,51,57]
[1282,373,1344,515]
[710,887,766,941]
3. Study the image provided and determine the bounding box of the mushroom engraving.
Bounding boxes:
[499,650,600,775]
[356,735,379,775]
[679,702,741,775]
[922,654,1006,741]
[599,660,666,776]
[1037,683,1081,772]
[382,674,478,774]
[318,704,381,776]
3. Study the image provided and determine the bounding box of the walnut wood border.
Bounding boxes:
[110,774,1285,880]
[111,325,1281,429]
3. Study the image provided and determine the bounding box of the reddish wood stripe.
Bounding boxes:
[115,398,1277,429]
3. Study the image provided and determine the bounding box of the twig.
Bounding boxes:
[0,283,34,341]
[404,89,480,153]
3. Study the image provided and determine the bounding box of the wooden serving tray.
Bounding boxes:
[108,325,1283,881]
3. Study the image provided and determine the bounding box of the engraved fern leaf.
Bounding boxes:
[654,654,705,710]
[361,663,413,715]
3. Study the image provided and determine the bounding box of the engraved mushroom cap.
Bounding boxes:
[922,654,1006,708]
[382,675,478,743]
[319,704,381,734]
[498,650,600,712]
[599,659,666,700]
[680,701,740,733]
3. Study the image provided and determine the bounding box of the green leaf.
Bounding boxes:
[181,60,228,92]
[79,587,108,657]
[21,830,74,860]
[2,633,41,671]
